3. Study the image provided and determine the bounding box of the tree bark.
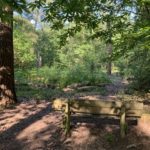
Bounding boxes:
[0,10,17,106]
[106,42,112,75]
[106,17,112,75]
[36,51,42,68]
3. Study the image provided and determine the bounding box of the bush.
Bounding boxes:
[15,69,29,84]
[27,66,60,86]
[58,64,110,88]
[116,50,150,92]
[15,64,110,89]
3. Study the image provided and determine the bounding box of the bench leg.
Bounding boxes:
[65,101,70,135]
[120,107,126,138]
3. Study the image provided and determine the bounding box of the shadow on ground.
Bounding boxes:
[0,102,68,150]
[0,101,150,150]
[70,115,150,150]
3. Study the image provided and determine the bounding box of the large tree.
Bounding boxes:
[0,0,26,105]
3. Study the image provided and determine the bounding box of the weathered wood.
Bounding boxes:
[52,99,143,117]
[52,99,144,137]
[65,100,70,135]
[143,105,150,114]
[120,106,126,138]
[126,110,142,117]
[71,100,122,108]
[71,107,142,117]
[52,99,67,110]
[71,99,143,110]
[52,99,122,109]
[125,102,143,110]
[71,106,120,116]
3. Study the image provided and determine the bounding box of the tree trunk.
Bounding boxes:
[106,42,112,75]
[106,17,112,75]
[36,52,42,68]
[0,13,17,105]
[34,9,43,68]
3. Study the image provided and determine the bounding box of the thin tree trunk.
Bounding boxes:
[106,42,112,75]
[34,9,43,68]
[36,52,42,68]
[0,8,17,106]
[106,17,112,75]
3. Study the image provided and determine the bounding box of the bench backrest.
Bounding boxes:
[52,99,143,117]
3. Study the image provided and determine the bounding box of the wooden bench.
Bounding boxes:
[52,99,143,138]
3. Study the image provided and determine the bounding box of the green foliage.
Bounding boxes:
[116,48,150,91]
[0,0,148,98]
[29,0,131,47]
[14,0,150,93]
[128,50,150,91]
[59,65,110,88]
[15,64,110,89]
[105,133,115,144]
[29,66,59,86]
[15,69,29,84]
[112,1,150,91]
[16,84,63,100]
[29,0,150,93]
[0,0,27,23]
[14,16,37,68]
[14,15,110,91]
[34,29,59,66]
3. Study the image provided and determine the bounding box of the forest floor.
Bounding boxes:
[0,75,150,150]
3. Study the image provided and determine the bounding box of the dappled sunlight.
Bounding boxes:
[105,125,114,132]
[136,114,150,137]
[0,102,51,131]
[0,100,150,150]
[0,0,149,149]
[0,101,64,150]
[71,125,96,145]
[66,123,118,150]
[79,95,117,101]
[16,120,49,140]
[17,111,61,141]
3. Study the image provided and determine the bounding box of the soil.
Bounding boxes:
[0,76,150,150]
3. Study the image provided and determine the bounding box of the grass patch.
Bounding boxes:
[76,86,108,96]
[16,84,64,100]
[105,133,115,144]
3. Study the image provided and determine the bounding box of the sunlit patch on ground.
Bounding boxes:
[136,114,150,137]
[0,100,150,149]
[0,101,64,150]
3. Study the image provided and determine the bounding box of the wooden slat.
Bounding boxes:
[71,106,120,116]
[71,100,122,108]
[126,110,142,117]
[71,100,143,110]
[71,106,142,117]
[143,105,150,114]
[125,102,143,110]
[52,99,143,117]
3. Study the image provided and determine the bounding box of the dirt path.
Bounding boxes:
[0,101,150,150]
[0,101,66,150]
[62,75,127,101]
[0,76,150,150]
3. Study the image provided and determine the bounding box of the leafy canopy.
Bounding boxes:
[0,0,27,23]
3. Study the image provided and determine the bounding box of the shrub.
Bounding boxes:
[15,65,110,89]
